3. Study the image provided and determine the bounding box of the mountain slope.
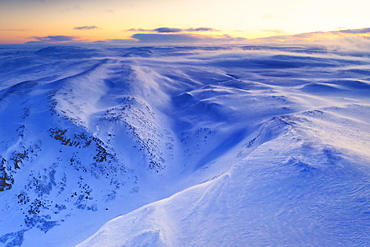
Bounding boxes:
[78,108,370,247]
[0,44,369,246]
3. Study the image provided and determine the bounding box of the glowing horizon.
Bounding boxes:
[1,0,370,44]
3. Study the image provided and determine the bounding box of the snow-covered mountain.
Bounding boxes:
[0,44,369,246]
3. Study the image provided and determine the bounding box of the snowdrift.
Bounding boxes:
[0,45,369,246]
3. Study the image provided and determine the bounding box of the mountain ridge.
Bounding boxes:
[0,45,369,246]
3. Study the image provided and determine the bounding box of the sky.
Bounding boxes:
[0,0,370,44]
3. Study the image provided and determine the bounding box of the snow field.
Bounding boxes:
[0,44,369,246]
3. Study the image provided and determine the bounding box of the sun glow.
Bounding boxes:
[1,0,370,44]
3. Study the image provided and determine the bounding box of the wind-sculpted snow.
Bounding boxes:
[0,44,369,246]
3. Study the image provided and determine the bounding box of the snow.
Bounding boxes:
[0,44,369,246]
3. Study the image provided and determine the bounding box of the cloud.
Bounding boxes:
[185,27,218,32]
[26,35,79,44]
[97,38,139,44]
[127,28,148,32]
[38,35,76,42]
[131,33,246,43]
[23,30,245,45]
[219,34,246,42]
[154,27,183,33]
[254,27,370,43]
[34,35,76,42]
[74,26,99,30]
[127,27,219,33]
[131,33,202,43]
[337,27,370,34]
[253,32,323,42]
